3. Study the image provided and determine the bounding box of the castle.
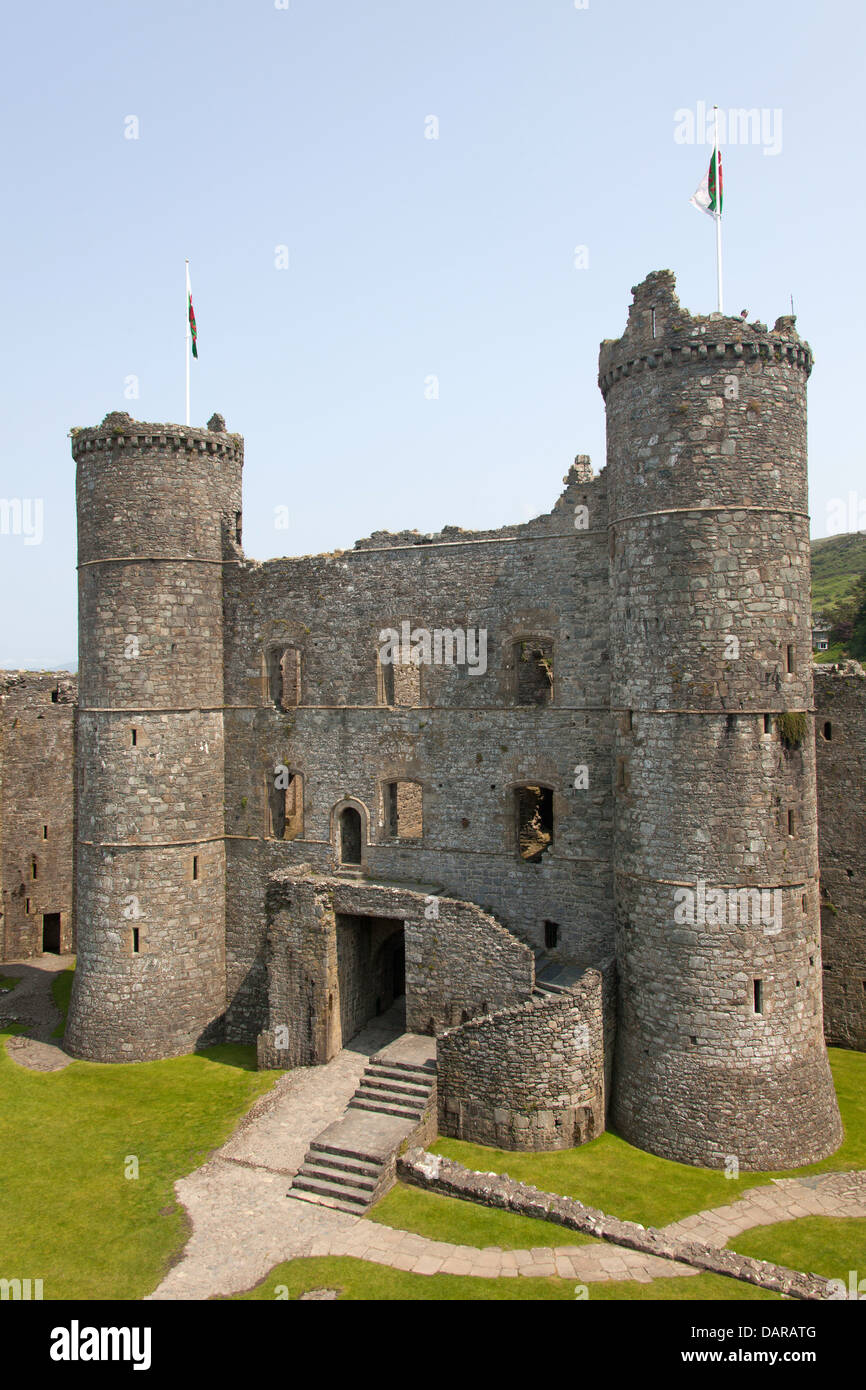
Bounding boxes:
[3,270,864,1171]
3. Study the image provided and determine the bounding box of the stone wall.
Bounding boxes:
[0,672,76,960]
[603,271,841,1169]
[436,962,613,1150]
[398,1149,839,1301]
[65,415,240,1061]
[220,457,615,1044]
[815,662,866,1050]
[256,869,534,1067]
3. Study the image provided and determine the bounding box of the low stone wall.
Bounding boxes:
[436,963,613,1150]
[398,1149,837,1300]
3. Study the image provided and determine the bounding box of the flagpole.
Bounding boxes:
[713,107,723,314]
[185,259,191,426]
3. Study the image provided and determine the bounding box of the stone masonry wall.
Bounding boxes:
[221,458,615,1044]
[0,672,76,960]
[256,869,534,1067]
[65,415,240,1061]
[603,271,842,1168]
[815,662,866,1050]
[436,962,613,1150]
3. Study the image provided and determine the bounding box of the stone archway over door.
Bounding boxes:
[335,914,405,1046]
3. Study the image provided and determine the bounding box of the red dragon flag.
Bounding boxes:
[186,262,198,358]
[691,147,724,217]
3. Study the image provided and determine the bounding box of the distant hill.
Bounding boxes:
[811,532,866,618]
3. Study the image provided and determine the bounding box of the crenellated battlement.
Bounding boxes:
[70,412,243,463]
[598,270,813,395]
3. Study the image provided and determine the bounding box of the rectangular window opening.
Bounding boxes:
[544,920,559,950]
[31,858,37,880]
[763,713,772,734]
[516,785,554,862]
[378,651,421,707]
[192,855,199,881]
[132,927,140,954]
[786,645,794,674]
[384,781,423,839]
[753,979,764,1014]
[514,639,554,706]
[131,728,137,747]
[42,825,49,840]
[268,771,304,841]
[788,809,796,837]
[267,646,301,709]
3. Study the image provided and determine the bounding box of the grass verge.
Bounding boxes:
[729,1217,866,1286]
[226,1255,779,1301]
[368,1182,598,1248]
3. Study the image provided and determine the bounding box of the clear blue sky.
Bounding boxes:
[1,0,863,667]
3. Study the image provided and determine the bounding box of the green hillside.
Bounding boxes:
[811,531,866,618]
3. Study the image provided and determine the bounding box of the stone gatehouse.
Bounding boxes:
[3,269,862,1170]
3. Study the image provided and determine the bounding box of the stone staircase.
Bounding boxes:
[348,1052,436,1121]
[288,1036,437,1216]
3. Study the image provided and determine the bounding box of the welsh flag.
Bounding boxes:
[186,264,198,358]
[690,148,723,217]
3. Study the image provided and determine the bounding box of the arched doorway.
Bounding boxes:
[339,806,363,865]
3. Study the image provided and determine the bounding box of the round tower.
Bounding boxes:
[65,412,243,1061]
[601,272,842,1168]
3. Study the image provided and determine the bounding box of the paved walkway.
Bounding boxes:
[0,955,74,1071]
[148,1004,408,1300]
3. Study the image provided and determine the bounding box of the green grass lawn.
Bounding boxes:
[0,975,19,993]
[427,1050,864,1231]
[368,1182,598,1249]
[729,1217,866,1286]
[811,531,866,616]
[226,1255,779,1301]
[0,1017,280,1300]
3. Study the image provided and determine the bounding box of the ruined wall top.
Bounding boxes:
[69,411,243,463]
[598,270,813,395]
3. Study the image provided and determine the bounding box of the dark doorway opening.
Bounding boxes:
[42,913,61,953]
[335,914,405,1045]
[339,807,363,865]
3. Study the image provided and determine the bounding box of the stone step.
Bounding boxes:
[306,1144,382,1179]
[348,1095,425,1120]
[361,1070,431,1099]
[299,1160,378,1193]
[354,1081,427,1108]
[308,1139,384,1168]
[370,1054,437,1079]
[534,977,568,995]
[287,1187,364,1217]
[292,1174,370,1207]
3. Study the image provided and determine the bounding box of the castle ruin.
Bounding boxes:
[3,270,863,1171]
